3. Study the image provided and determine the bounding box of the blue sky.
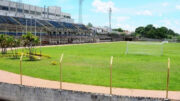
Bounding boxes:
[13,0,180,33]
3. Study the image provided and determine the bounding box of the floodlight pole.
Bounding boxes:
[79,0,84,24]
[109,8,112,33]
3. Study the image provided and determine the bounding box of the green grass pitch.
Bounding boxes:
[0,42,180,91]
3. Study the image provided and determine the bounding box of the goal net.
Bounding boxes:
[125,41,168,55]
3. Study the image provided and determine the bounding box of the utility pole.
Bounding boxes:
[109,8,112,33]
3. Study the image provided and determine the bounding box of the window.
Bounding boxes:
[43,12,47,14]
[49,13,55,16]
[17,8,22,13]
[67,16,71,19]
[36,12,41,15]
[0,6,8,11]
[30,11,35,14]
[24,10,29,14]
[10,7,16,11]
[2,6,8,11]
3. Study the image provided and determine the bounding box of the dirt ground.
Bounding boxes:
[0,70,179,100]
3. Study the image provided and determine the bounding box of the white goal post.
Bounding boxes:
[125,41,168,55]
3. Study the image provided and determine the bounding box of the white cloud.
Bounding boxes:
[153,24,160,28]
[161,19,172,26]
[176,5,180,10]
[160,19,180,33]
[92,0,119,13]
[162,2,169,7]
[116,16,130,22]
[136,10,153,16]
[116,24,135,32]
[158,13,163,17]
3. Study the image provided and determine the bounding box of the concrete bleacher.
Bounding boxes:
[0,15,18,25]
[0,15,89,31]
[14,17,42,27]
[62,22,77,29]
[0,15,95,44]
[49,21,64,28]
[76,24,88,30]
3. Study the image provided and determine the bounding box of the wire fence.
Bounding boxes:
[14,52,180,99]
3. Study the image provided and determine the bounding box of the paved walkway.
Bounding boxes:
[0,70,179,100]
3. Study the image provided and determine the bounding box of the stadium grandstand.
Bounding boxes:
[0,0,95,44]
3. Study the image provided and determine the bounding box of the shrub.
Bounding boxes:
[34,53,51,59]
[30,56,41,61]
[51,61,57,65]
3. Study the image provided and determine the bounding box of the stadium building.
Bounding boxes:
[0,0,95,44]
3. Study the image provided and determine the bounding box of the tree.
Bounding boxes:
[6,35,14,56]
[22,32,39,60]
[155,27,168,39]
[113,28,123,32]
[135,27,145,37]
[87,23,93,27]
[135,24,179,39]
[12,38,21,58]
[144,24,156,38]
[0,34,10,54]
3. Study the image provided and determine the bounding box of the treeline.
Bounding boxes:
[134,24,179,39]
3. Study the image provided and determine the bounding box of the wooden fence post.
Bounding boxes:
[166,58,170,99]
[110,56,113,95]
[59,53,64,89]
[20,53,24,85]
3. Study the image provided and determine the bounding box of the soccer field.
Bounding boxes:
[0,42,180,91]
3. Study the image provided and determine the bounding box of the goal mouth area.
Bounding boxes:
[125,41,167,56]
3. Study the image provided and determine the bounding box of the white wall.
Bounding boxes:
[0,0,74,23]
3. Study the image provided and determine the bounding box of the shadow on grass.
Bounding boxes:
[7,57,20,60]
[4,56,40,62]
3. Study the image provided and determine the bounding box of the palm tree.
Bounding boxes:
[22,32,39,60]
[0,34,9,54]
[6,36,14,56]
[13,38,21,58]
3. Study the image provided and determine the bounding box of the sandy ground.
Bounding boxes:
[0,70,179,100]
